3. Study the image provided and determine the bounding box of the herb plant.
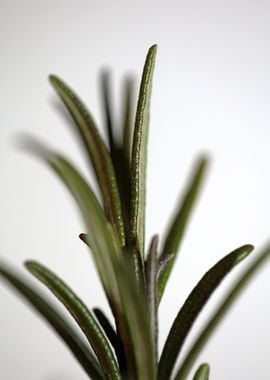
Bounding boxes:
[1,45,270,380]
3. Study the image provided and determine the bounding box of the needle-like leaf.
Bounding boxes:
[49,75,125,247]
[192,363,210,380]
[93,308,126,373]
[47,152,122,310]
[158,244,253,379]
[174,243,270,380]
[0,264,103,380]
[145,235,159,363]
[130,44,157,259]
[117,259,156,380]
[158,156,209,303]
[26,261,121,380]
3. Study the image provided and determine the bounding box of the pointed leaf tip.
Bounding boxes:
[158,243,253,379]
[130,44,157,259]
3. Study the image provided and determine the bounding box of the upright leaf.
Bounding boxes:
[158,156,208,303]
[49,75,125,247]
[175,243,270,380]
[0,264,103,380]
[145,235,159,362]
[158,244,253,379]
[130,44,157,258]
[26,261,121,380]
[193,363,210,380]
[117,259,156,380]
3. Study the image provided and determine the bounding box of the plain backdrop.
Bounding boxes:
[1,0,270,379]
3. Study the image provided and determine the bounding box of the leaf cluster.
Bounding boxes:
[1,45,270,380]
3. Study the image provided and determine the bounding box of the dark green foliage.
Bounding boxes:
[1,45,269,379]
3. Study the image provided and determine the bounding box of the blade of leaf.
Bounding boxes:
[47,152,122,310]
[117,258,156,380]
[26,261,121,380]
[158,156,209,303]
[49,75,125,247]
[145,234,159,363]
[100,70,115,153]
[174,243,270,380]
[0,264,103,380]
[130,44,157,259]
[192,363,210,380]
[158,244,253,379]
[93,308,126,373]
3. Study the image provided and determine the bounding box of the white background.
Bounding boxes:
[1,0,270,379]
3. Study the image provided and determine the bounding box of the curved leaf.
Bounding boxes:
[158,244,253,379]
[158,156,209,303]
[193,363,210,380]
[175,243,270,380]
[47,153,121,310]
[49,75,125,247]
[0,264,103,380]
[130,44,157,259]
[26,261,120,380]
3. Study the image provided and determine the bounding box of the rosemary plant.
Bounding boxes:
[1,45,270,380]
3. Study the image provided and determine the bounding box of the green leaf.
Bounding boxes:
[49,75,125,247]
[158,244,253,379]
[117,259,156,380]
[47,153,122,310]
[130,44,157,258]
[175,243,270,380]
[26,261,121,380]
[158,156,209,303]
[145,235,159,363]
[192,363,210,380]
[54,159,136,378]
[93,308,126,373]
[0,264,103,380]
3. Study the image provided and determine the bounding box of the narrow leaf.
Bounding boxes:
[158,244,253,379]
[117,259,156,380]
[0,264,103,380]
[158,156,209,303]
[93,308,126,373]
[47,153,122,310]
[174,243,270,380]
[130,44,157,258]
[145,234,159,362]
[49,75,125,247]
[192,363,210,380]
[54,158,136,378]
[26,261,120,380]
